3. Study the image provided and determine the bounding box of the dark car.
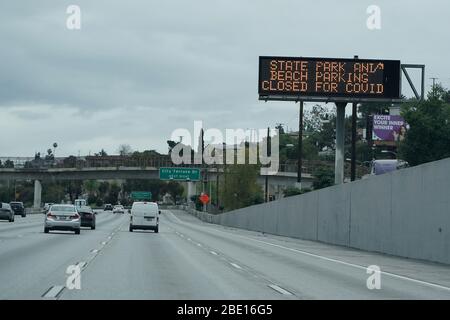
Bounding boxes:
[10,202,26,218]
[78,206,96,230]
[0,203,14,222]
[104,204,113,211]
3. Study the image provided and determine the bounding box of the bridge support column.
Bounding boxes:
[187,181,196,204]
[33,180,42,209]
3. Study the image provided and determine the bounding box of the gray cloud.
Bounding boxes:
[0,0,449,156]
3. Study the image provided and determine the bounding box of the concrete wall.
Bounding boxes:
[185,157,450,265]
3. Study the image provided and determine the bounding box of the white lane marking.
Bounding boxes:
[101,241,107,245]
[240,236,450,292]
[168,210,450,292]
[90,249,99,254]
[197,243,202,247]
[42,285,64,299]
[210,251,218,255]
[77,261,87,270]
[230,263,242,270]
[187,238,191,241]
[107,236,112,240]
[269,284,293,295]
[180,234,184,238]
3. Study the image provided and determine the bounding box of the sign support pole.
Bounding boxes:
[296,101,304,189]
[351,102,357,181]
[265,127,270,202]
[335,102,347,185]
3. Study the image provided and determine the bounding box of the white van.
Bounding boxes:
[129,202,160,233]
[74,199,87,207]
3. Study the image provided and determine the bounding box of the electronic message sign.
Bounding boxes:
[259,56,401,102]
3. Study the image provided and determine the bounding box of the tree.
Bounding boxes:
[117,144,133,156]
[65,181,83,202]
[45,149,54,161]
[95,149,108,157]
[220,164,263,211]
[312,166,334,190]
[3,160,14,168]
[304,104,335,133]
[42,182,65,204]
[283,187,312,197]
[275,123,285,135]
[83,180,99,196]
[163,181,184,202]
[63,156,77,167]
[98,181,110,197]
[105,182,121,204]
[399,87,450,166]
[123,179,167,202]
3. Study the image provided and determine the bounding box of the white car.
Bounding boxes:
[129,202,160,233]
[113,205,125,214]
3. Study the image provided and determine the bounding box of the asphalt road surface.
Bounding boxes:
[1,209,450,299]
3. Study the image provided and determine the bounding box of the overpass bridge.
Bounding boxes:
[0,156,330,208]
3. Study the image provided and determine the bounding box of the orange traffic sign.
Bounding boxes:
[199,193,210,205]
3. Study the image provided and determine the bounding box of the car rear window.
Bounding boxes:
[51,206,76,212]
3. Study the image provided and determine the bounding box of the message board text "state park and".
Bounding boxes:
[258,57,401,102]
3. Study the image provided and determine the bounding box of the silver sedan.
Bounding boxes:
[44,204,81,234]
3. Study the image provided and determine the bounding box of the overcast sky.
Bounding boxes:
[1,0,449,157]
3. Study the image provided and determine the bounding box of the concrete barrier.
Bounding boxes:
[183,157,450,265]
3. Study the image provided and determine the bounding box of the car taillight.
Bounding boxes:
[70,213,80,219]
[47,212,55,218]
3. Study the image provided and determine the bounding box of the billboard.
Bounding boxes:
[372,115,408,142]
[258,56,401,102]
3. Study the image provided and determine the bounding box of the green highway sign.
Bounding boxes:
[159,167,201,181]
[131,191,152,200]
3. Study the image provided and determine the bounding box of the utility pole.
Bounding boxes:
[351,102,357,181]
[297,101,304,189]
[430,77,439,98]
[265,127,270,202]
[351,55,359,182]
[216,169,219,211]
[200,129,207,212]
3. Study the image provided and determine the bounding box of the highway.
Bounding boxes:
[1,209,450,299]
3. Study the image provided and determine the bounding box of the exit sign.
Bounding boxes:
[131,191,152,200]
[159,167,201,181]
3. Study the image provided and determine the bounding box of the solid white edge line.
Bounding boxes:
[167,210,450,292]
